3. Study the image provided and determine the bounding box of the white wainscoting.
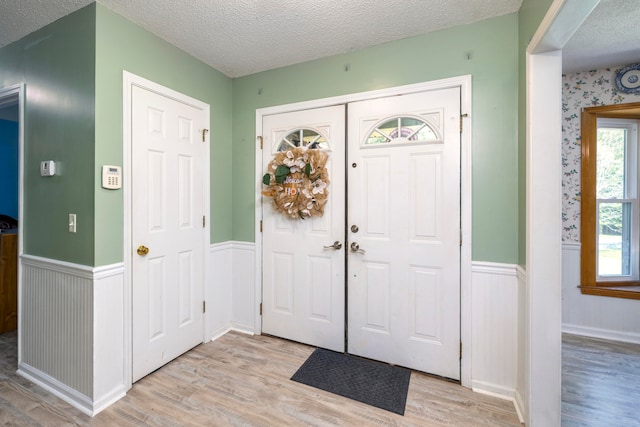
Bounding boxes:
[562,243,640,344]
[515,265,527,424]
[222,244,522,405]
[18,255,126,416]
[208,241,257,338]
[470,261,519,403]
[208,242,234,339]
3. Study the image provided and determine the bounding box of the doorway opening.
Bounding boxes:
[0,83,24,377]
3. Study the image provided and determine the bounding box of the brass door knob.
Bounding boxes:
[137,245,149,256]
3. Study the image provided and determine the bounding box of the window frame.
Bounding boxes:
[580,102,640,300]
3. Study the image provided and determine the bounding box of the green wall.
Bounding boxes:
[232,14,520,263]
[94,4,234,265]
[0,3,234,267]
[517,0,555,266]
[0,5,96,265]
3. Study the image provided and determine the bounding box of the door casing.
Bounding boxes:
[0,83,25,363]
[254,75,472,386]
[123,71,211,389]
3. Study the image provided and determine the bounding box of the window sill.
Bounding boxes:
[580,285,640,300]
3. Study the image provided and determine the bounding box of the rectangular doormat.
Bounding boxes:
[291,348,411,415]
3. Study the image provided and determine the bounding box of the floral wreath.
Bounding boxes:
[261,147,329,219]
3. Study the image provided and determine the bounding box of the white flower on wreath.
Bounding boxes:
[312,179,327,195]
[283,150,308,173]
[301,188,316,208]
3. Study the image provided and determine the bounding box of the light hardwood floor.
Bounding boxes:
[0,330,521,426]
[562,333,640,427]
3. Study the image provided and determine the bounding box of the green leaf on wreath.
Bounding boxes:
[304,163,311,177]
[262,173,271,185]
[275,165,290,183]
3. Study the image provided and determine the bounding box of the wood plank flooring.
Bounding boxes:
[0,330,520,426]
[562,333,640,427]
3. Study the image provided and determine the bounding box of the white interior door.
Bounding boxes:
[261,105,346,352]
[347,88,461,379]
[131,85,206,382]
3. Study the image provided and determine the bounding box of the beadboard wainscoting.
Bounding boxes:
[16,245,526,417]
[562,243,640,344]
[207,242,234,339]
[470,261,520,404]
[18,255,126,416]
[515,265,527,424]
[219,241,524,410]
[209,241,257,338]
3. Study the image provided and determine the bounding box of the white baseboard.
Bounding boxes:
[514,389,526,424]
[17,363,95,416]
[471,380,515,400]
[230,321,256,335]
[562,323,640,345]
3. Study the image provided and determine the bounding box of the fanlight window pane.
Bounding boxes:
[277,128,328,151]
[598,202,632,276]
[365,116,437,145]
[596,127,627,199]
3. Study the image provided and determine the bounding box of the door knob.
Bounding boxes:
[137,245,150,256]
[350,242,366,254]
[323,241,343,250]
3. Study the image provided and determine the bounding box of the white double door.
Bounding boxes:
[262,87,461,379]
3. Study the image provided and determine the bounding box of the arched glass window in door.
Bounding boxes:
[277,128,329,151]
[365,116,438,145]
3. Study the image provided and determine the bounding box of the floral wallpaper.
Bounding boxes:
[562,65,640,242]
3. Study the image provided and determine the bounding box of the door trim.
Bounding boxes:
[122,71,211,388]
[254,75,472,387]
[0,83,25,363]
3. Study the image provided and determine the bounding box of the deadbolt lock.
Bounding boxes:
[351,225,359,233]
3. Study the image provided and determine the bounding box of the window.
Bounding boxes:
[277,128,328,152]
[581,103,640,299]
[364,116,438,146]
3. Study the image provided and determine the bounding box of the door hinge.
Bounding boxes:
[203,300,206,313]
[459,113,469,133]
[258,136,263,149]
[203,216,206,228]
[202,129,209,142]
[260,220,263,232]
[259,302,263,315]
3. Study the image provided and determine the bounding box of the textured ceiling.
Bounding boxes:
[563,0,640,73]
[0,0,523,77]
[0,0,637,78]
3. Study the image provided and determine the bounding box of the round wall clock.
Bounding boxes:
[615,63,640,94]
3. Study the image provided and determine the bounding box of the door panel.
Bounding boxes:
[132,86,205,382]
[262,105,346,352]
[347,88,461,379]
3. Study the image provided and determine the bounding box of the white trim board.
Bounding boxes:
[254,75,472,386]
[525,1,602,425]
[562,324,640,345]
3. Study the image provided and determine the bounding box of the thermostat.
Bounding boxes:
[40,160,56,176]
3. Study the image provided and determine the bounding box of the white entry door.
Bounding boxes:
[262,105,346,352]
[131,85,206,382]
[347,88,461,379]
